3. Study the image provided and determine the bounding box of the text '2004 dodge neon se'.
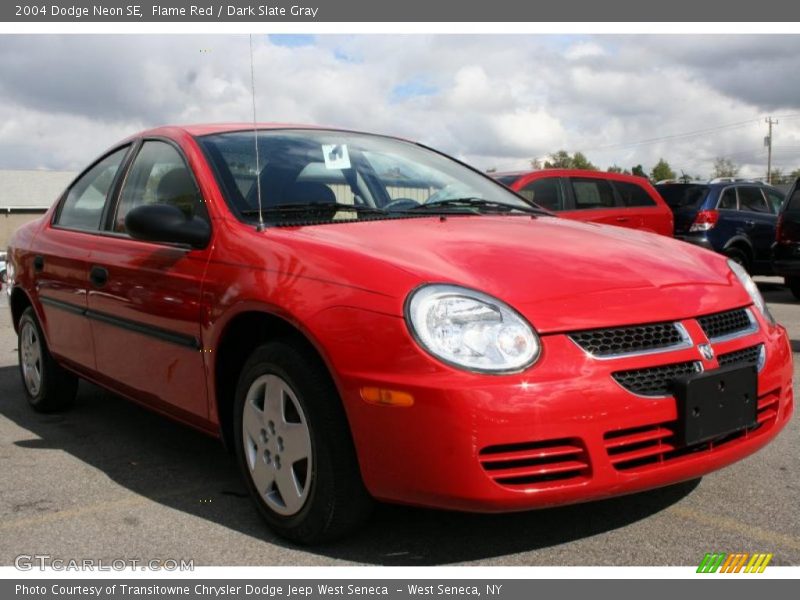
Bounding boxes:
[6,125,794,543]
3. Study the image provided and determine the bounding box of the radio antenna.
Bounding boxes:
[249,34,265,232]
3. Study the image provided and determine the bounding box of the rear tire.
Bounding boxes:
[233,339,373,544]
[724,247,751,273]
[18,307,78,413]
[786,276,800,300]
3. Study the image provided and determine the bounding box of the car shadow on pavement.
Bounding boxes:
[0,364,699,565]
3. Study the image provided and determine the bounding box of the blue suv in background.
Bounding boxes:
[656,181,785,275]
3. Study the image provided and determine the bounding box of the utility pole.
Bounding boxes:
[766,117,778,184]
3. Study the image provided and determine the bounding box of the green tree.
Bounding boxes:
[712,157,739,179]
[543,150,597,171]
[607,164,623,173]
[631,164,646,178]
[768,168,784,184]
[650,158,676,182]
[790,168,800,181]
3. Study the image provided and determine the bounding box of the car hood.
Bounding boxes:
[276,215,752,333]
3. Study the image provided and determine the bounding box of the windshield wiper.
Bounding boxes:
[411,197,545,215]
[241,202,386,216]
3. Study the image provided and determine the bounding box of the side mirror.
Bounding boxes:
[125,204,210,249]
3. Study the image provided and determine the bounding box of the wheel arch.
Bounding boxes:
[9,286,35,334]
[723,236,755,263]
[212,308,340,451]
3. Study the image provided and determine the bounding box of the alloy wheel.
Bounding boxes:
[241,374,313,516]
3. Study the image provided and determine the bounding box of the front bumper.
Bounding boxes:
[318,306,793,512]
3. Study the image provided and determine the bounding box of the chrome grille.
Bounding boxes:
[612,360,702,397]
[569,322,687,358]
[697,308,753,340]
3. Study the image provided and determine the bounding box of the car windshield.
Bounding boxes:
[198,129,541,223]
[655,184,710,210]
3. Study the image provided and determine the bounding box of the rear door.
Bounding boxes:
[34,145,131,371]
[612,179,673,235]
[562,176,634,228]
[737,186,777,268]
[85,139,212,420]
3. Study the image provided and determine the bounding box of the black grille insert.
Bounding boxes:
[612,360,702,397]
[718,344,763,368]
[697,308,752,340]
[569,322,685,357]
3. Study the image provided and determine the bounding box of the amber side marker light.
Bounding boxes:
[360,387,414,407]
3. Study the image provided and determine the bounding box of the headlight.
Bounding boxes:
[728,259,774,325]
[405,284,540,373]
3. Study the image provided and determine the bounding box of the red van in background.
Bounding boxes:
[493,169,674,236]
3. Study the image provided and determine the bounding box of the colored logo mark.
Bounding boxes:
[697,552,773,573]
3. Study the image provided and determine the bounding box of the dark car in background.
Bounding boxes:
[656,181,785,275]
[772,178,800,299]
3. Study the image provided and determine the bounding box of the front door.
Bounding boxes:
[86,139,212,420]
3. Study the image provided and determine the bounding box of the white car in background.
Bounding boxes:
[1,251,7,284]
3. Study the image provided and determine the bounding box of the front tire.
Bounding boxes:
[233,340,372,543]
[724,247,751,273]
[18,307,78,412]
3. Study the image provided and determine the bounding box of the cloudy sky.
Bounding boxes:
[2,34,800,179]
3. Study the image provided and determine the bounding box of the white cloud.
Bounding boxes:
[1,34,800,179]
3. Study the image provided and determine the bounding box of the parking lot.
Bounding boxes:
[0,280,798,567]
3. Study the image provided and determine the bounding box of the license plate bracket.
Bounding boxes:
[673,364,758,447]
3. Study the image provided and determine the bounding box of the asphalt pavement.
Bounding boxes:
[0,279,798,566]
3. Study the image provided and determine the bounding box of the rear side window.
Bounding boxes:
[114,141,206,233]
[614,181,656,207]
[519,177,564,211]
[656,184,709,209]
[719,188,737,210]
[55,146,129,231]
[570,178,616,209]
[738,187,770,213]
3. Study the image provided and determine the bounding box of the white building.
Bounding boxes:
[0,169,76,248]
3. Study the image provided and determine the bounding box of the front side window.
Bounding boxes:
[198,129,537,223]
[614,181,656,207]
[570,178,616,209]
[519,178,563,211]
[766,189,785,213]
[114,141,206,233]
[55,146,129,231]
[738,187,770,213]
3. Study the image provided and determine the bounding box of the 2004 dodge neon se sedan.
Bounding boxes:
[6,124,794,543]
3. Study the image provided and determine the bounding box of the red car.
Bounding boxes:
[493,169,674,236]
[6,125,793,543]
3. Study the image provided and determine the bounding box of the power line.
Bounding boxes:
[579,118,760,153]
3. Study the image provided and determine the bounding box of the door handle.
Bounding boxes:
[744,220,755,227]
[33,255,44,272]
[89,266,108,288]
[615,217,630,222]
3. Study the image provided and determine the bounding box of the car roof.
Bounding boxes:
[130,123,404,140]
[492,169,653,184]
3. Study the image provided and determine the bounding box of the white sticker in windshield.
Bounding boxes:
[322,144,351,170]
